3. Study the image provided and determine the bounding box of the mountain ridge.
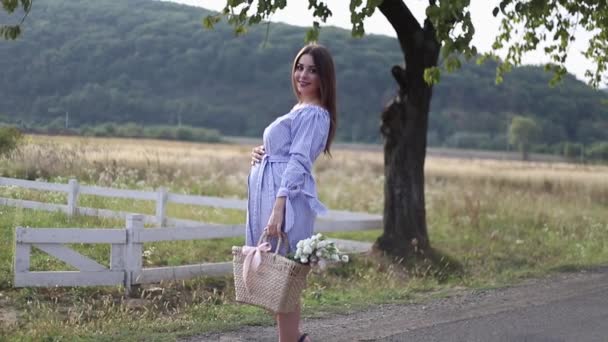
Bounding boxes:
[0,0,606,149]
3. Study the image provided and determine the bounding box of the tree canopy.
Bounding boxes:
[207,0,607,88]
[509,115,540,160]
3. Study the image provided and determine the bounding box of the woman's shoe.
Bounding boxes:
[298,333,309,342]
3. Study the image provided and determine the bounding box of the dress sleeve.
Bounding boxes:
[276,107,329,232]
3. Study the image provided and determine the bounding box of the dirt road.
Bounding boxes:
[184,266,608,341]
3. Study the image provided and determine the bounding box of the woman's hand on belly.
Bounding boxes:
[250,145,265,165]
[265,196,286,237]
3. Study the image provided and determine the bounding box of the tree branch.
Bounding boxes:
[378,0,422,56]
[19,0,33,25]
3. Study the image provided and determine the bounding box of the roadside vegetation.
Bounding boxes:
[0,135,607,341]
[25,122,223,144]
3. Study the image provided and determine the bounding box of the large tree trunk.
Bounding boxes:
[373,0,440,257]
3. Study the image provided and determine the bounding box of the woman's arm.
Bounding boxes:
[265,197,286,237]
[265,108,329,237]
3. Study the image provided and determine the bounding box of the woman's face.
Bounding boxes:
[293,54,321,102]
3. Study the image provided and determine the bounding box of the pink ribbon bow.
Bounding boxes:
[241,242,272,291]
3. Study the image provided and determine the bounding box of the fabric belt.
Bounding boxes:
[249,153,326,239]
[250,154,290,240]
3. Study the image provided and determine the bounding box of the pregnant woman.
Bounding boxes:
[247,44,337,342]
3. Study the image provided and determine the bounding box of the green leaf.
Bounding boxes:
[495,74,504,85]
[202,15,221,30]
[0,25,21,40]
[19,0,31,11]
[349,0,362,12]
[423,67,440,85]
[366,0,383,8]
[305,22,320,43]
[2,0,19,13]
[499,0,510,14]
[234,25,248,36]
[227,0,247,6]
[445,56,462,72]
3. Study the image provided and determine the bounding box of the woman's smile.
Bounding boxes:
[293,54,320,101]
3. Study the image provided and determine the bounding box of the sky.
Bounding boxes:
[166,0,598,85]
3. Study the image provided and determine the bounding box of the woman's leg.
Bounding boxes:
[277,304,310,342]
[277,305,300,342]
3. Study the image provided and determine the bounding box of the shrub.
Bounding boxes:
[144,125,175,140]
[115,122,144,137]
[176,126,194,141]
[563,142,584,159]
[102,123,117,135]
[530,143,552,154]
[444,132,492,149]
[189,127,222,143]
[44,117,66,131]
[0,126,23,156]
[585,142,608,161]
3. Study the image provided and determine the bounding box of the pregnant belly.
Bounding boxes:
[248,164,260,192]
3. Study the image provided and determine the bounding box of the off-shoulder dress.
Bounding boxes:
[246,104,329,254]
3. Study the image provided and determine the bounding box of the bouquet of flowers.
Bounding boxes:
[291,233,349,268]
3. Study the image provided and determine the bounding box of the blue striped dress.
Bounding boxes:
[246,104,329,255]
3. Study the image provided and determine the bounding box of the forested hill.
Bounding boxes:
[0,0,606,149]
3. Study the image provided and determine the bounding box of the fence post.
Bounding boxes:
[14,227,30,272]
[156,187,167,227]
[125,214,144,297]
[67,179,79,217]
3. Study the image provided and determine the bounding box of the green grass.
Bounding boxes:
[2,186,606,341]
[1,138,608,340]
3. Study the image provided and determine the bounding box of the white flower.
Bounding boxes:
[292,234,350,265]
[303,245,313,255]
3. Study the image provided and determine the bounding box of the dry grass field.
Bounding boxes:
[0,135,607,340]
[7,135,607,209]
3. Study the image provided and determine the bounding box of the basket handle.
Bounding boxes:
[258,230,289,255]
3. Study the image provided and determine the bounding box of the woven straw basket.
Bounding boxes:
[232,235,310,313]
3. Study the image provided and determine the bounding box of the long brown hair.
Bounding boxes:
[291,44,337,155]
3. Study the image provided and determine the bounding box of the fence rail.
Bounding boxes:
[0,176,380,227]
[14,215,374,294]
[14,224,128,289]
[4,177,381,292]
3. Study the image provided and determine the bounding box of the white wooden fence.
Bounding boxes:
[14,214,376,295]
[14,215,238,295]
[4,177,381,292]
[0,176,380,229]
